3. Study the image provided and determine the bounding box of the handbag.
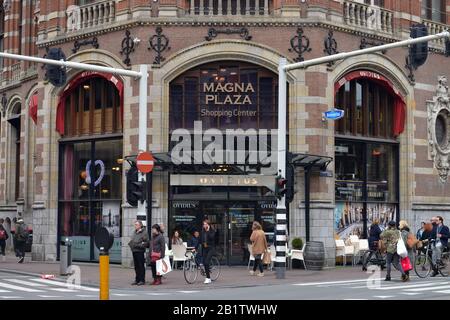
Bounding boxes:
[406,233,418,249]
[401,256,413,272]
[397,231,408,258]
[150,251,161,263]
[262,249,272,265]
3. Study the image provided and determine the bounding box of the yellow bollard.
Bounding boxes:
[99,252,109,300]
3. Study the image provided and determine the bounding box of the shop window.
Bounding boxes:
[63,77,121,137]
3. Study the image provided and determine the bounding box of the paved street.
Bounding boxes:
[0,270,449,300]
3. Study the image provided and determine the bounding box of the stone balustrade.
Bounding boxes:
[343,0,393,34]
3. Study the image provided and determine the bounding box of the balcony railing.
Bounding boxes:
[343,1,393,34]
[67,0,116,32]
[186,0,271,16]
[423,19,448,49]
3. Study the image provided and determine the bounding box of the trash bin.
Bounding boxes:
[60,238,72,275]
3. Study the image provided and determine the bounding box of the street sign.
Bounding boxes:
[323,108,345,121]
[136,151,155,173]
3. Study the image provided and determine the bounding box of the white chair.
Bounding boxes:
[182,242,188,247]
[357,239,369,264]
[247,243,255,269]
[290,243,307,270]
[335,239,355,266]
[269,245,276,271]
[348,235,360,264]
[171,244,187,269]
[165,243,173,258]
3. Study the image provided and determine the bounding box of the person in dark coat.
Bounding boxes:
[368,219,382,250]
[200,218,216,284]
[13,218,27,263]
[0,223,9,262]
[187,230,202,265]
[128,220,149,285]
[150,224,166,285]
[431,216,450,276]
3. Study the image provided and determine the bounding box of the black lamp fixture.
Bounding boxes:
[0,93,7,117]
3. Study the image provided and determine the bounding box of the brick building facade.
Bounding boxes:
[0,0,449,266]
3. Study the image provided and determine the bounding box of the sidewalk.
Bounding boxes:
[0,254,373,291]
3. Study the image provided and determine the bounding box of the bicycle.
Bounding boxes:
[414,239,449,278]
[362,242,386,271]
[183,248,221,284]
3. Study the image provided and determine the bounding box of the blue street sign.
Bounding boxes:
[323,108,345,120]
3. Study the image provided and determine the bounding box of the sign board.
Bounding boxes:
[136,152,155,174]
[323,108,345,121]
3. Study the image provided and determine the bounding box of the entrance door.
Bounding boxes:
[228,203,255,265]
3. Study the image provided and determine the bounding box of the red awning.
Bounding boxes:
[56,71,124,135]
[29,93,38,124]
[335,70,406,137]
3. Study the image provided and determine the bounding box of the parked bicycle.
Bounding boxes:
[362,241,386,271]
[183,247,221,284]
[414,239,449,278]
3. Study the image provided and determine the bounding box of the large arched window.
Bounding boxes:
[62,77,122,137]
[7,101,21,201]
[58,74,123,263]
[334,72,401,241]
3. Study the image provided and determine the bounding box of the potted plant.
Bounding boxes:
[291,238,304,269]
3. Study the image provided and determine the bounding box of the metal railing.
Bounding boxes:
[343,0,393,34]
[186,0,271,16]
[423,19,449,49]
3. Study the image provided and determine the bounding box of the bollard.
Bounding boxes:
[99,249,109,300]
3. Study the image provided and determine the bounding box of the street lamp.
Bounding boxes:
[1,93,7,117]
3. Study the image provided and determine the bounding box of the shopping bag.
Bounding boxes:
[397,231,408,258]
[401,256,413,272]
[262,249,272,265]
[156,256,172,276]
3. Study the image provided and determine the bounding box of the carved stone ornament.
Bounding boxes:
[427,75,450,183]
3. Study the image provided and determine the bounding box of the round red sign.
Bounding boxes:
[136,152,155,174]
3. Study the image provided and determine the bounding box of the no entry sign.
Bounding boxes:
[136,152,155,174]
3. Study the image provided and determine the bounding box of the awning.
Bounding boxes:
[335,70,406,137]
[29,93,38,124]
[56,71,124,135]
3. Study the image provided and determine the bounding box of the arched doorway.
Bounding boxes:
[333,70,404,241]
[7,101,21,202]
[57,72,124,263]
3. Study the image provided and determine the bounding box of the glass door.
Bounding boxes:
[228,203,255,265]
[201,203,227,264]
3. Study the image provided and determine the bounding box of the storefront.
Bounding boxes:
[57,72,124,262]
[333,70,403,240]
[167,61,279,265]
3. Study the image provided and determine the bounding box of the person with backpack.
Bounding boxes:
[13,218,28,263]
[0,223,9,262]
[399,220,417,277]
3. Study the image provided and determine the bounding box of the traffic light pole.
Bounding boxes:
[275,30,450,279]
[137,64,148,224]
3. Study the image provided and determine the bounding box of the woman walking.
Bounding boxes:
[0,223,9,262]
[128,220,149,285]
[200,218,216,284]
[249,221,268,277]
[380,220,408,282]
[150,224,166,285]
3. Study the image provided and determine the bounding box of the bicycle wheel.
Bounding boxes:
[438,252,449,277]
[183,259,198,284]
[414,252,432,278]
[209,256,221,281]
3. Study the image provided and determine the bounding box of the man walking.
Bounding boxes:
[13,218,28,263]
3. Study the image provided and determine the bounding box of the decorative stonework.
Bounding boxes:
[427,76,450,183]
[66,5,81,32]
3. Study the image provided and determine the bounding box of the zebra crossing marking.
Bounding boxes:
[0,282,44,292]
[38,295,64,298]
[30,278,99,291]
[369,281,449,290]
[404,284,450,292]
[4,278,48,287]
[0,296,23,299]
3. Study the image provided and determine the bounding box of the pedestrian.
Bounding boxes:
[416,222,425,240]
[0,223,9,262]
[380,220,408,282]
[128,220,149,286]
[150,224,165,285]
[430,216,450,277]
[200,218,216,284]
[399,220,416,277]
[249,221,268,277]
[368,219,382,250]
[13,218,28,263]
[171,230,183,246]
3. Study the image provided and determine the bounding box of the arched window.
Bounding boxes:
[62,77,122,137]
[7,102,21,201]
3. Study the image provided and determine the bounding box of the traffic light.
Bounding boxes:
[409,23,428,69]
[126,165,146,207]
[45,48,67,87]
[275,175,288,200]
